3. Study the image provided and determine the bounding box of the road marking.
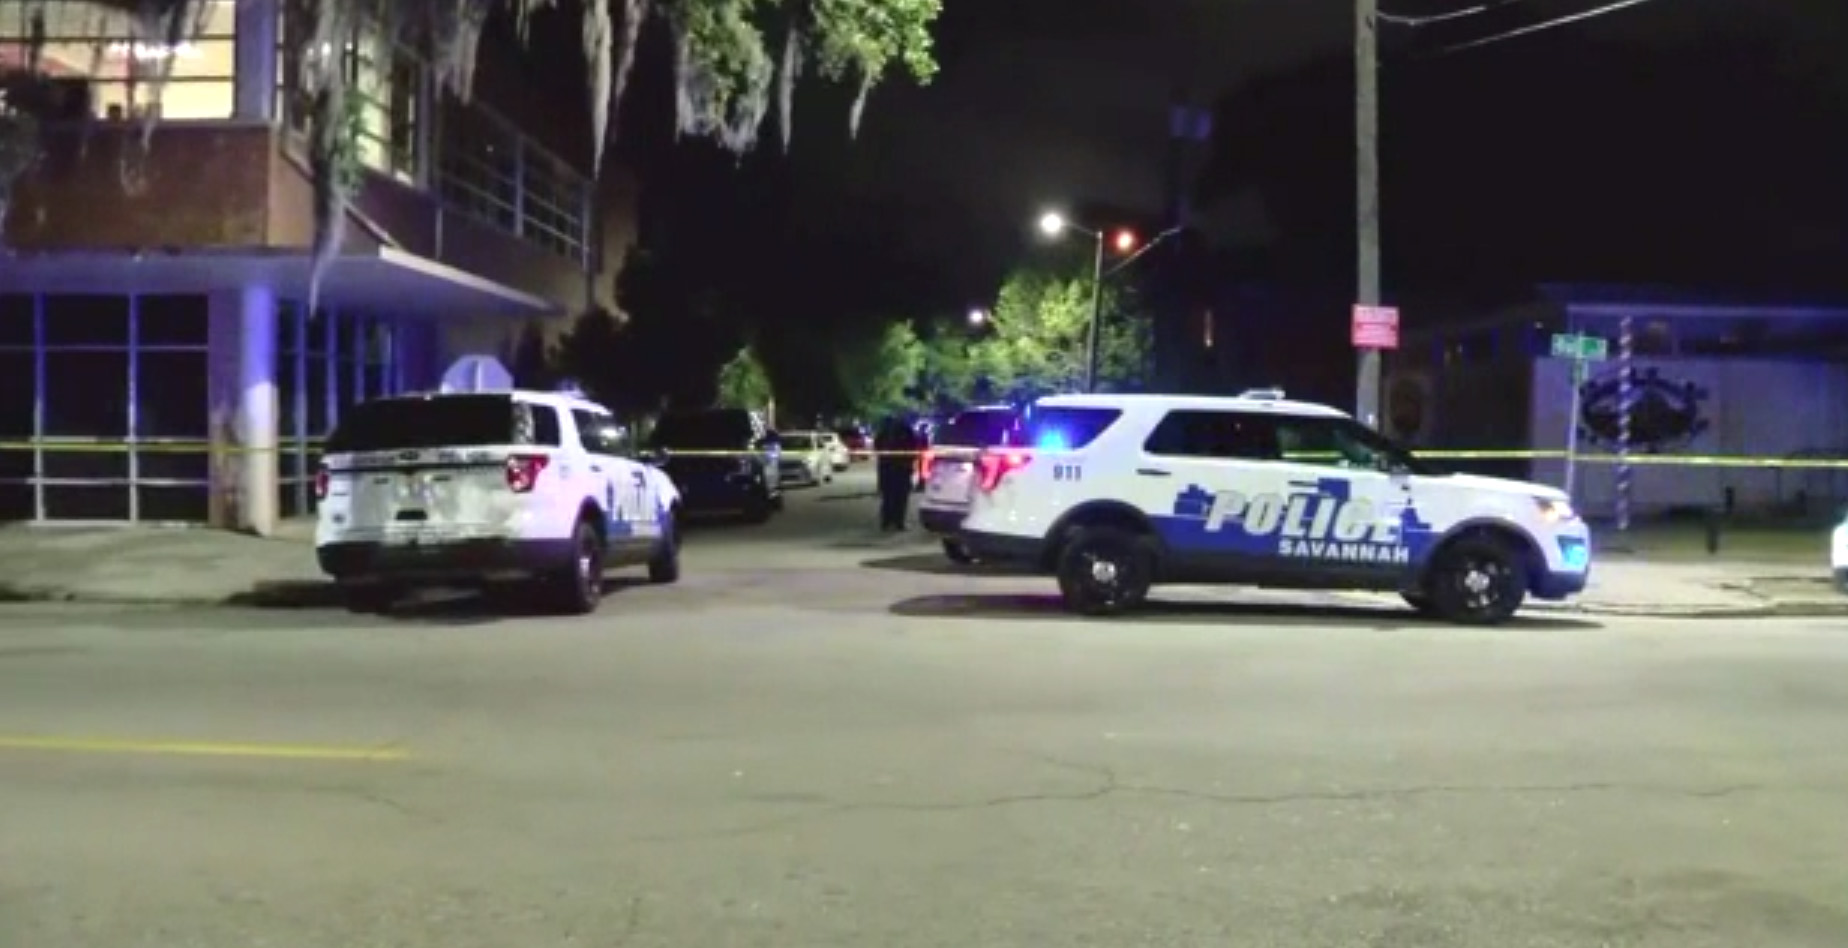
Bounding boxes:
[0,736,410,761]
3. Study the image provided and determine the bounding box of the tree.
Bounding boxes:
[715,344,773,410]
[0,0,944,308]
[968,268,1151,402]
[834,318,927,418]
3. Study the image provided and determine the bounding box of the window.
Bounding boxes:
[1023,406,1120,450]
[275,6,420,181]
[1143,411,1280,460]
[935,408,1021,448]
[325,395,528,453]
[0,0,237,120]
[1274,416,1433,475]
[571,410,624,455]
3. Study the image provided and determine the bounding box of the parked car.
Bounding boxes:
[917,405,1024,562]
[646,408,781,522]
[314,389,681,615]
[777,431,834,487]
[835,425,873,460]
[820,431,851,471]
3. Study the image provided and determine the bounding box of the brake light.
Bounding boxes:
[977,449,1030,492]
[505,454,550,493]
[313,465,330,499]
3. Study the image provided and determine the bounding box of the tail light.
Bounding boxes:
[505,454,550,493]
[313,465,330,499]
[976,449,1031,492]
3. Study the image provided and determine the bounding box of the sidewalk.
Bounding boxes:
[0,522,1841,618]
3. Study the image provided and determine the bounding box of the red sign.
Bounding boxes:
[1351,305,1399,349]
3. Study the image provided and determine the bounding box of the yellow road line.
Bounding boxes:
[0,736,409,761]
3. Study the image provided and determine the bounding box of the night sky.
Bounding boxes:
[535,0,1848,399]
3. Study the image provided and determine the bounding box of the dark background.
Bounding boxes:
[545,0,1848,408]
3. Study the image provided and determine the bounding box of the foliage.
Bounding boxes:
[0,0,944,314]
[829,270,1152,419]
[716,343,774,409]
[834,318,927,418]
[964,268,1151,403]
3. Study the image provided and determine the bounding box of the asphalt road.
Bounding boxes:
[3,470,1847,947]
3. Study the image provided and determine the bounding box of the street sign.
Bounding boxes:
[1351,305,1399,349]
[1550,332,1608,361]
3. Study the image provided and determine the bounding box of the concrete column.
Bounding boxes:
[239,286,280,535]
[205,286,279,535]
[233,0,280,122]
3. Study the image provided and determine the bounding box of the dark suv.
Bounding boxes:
[647,408,782,522]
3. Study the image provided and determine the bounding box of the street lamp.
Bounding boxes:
[1036,209,1107,392]
[968,308,987,326]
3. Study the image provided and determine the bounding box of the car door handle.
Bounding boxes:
[1136,467,1171,477]
[589,465,603,473]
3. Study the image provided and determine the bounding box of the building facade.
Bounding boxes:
[1386,285,1848,518]
[0,0,606,532]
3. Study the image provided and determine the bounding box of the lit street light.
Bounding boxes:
[968,308,987,326]
[1034,210,1181,393]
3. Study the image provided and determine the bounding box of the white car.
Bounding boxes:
[949,389,1592,624]
[919,405,1023,563]
[314,389,682,615]
[1833,512,1847,593]
[777,431,835,487]
[821,432,851,471]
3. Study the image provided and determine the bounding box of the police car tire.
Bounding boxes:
[1056,526,1153,617]
[548,520,605,615]
[1426,537,1526,625]
[648,512,682,584]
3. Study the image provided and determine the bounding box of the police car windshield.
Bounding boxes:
[325,395,522,453]
[935,409,1020,448]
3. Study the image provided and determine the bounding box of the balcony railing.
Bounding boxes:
[273,20,594,274]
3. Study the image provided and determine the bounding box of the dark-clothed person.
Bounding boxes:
[873,417,919,530]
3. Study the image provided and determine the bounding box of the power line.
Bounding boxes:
[1376,1,1535,27]
[1432,0,1665,54]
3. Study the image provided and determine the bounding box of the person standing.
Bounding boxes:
[873,415,918,531]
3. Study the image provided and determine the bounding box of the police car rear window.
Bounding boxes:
[1023,407,1121,450]
[325,395,554,453]
[935,409,1021,448]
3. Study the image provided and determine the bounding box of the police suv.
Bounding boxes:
[1832,511,1847,593]
[950,390,1591,624]
[314,389,681,615]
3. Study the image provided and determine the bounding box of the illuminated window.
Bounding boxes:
[0,0,236,120]
[275,8,420,183]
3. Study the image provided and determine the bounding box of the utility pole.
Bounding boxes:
[1084,231,1104,393]
[1354,0,1382,427]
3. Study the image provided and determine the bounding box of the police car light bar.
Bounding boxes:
[1239,387,1286,400]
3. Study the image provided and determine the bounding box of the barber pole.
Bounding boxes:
[1616,315,1634,532]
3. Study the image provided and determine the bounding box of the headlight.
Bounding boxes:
[1535,497,1578,523]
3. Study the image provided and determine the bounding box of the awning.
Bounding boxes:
[0,245,558,317]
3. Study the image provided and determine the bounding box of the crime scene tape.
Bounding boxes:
[2,440,1846,469]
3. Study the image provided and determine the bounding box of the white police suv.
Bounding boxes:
[1832,511,1847,593]
[951,390,1591,624]
[314,389,681,615]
